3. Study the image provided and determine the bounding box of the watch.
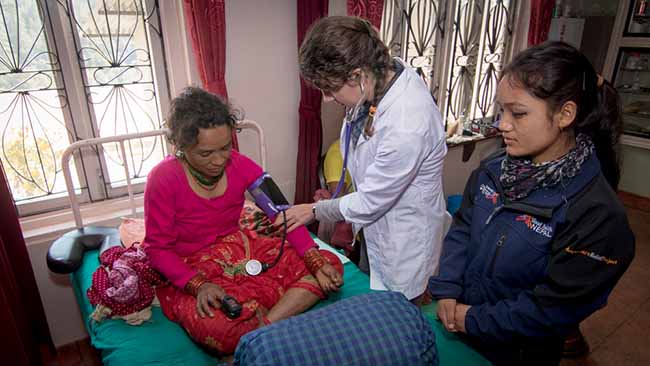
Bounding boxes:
[312,204,316,218]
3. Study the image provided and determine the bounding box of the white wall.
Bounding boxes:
[620,145,650,198]
[27,235,87,347]
[443,139,502,197]
[225,0,300,200]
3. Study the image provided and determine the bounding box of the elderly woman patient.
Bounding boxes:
[143,87,343,355]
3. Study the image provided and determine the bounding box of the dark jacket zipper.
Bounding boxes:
[488,233,507,277]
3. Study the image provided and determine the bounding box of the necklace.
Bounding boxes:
[179,156,224,191]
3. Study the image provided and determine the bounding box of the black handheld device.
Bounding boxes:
[221,295,243,319]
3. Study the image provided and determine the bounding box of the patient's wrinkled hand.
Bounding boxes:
[315,263,343,294]
[196,282,226,318]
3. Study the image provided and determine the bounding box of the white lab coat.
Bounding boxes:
[339,58,448,300]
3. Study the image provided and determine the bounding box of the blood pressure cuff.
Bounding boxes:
[233,291,438,366]
[47,226,122,274]
[247,173,290,219]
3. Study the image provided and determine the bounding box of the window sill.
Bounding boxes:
[446,133,501,162]
[446,133,501,148]
[20,195,144,245]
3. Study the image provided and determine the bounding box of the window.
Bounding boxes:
[380,0,519,135]
[0,0,170,216]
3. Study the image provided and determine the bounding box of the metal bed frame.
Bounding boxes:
[60,120,267,229]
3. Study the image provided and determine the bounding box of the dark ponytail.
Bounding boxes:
[502,41,623,189]
[590,81,623,190]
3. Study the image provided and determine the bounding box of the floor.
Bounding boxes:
[48,338,101,366]
[50,207,650,366]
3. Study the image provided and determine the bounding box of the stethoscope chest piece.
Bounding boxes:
[245,259,263,276]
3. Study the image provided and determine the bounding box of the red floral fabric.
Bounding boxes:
[347,0,384,30]
[87,246,163,316]
[156,229,343,354]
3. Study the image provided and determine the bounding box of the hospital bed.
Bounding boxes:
[46,122,490,366]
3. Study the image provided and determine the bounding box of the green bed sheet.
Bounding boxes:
[71,242,490,366]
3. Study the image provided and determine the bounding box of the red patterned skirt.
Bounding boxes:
[156,229,343,354]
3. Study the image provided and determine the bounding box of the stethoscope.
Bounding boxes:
[331,81,367,199]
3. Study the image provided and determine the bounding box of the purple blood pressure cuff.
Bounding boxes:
[247,173,291,219]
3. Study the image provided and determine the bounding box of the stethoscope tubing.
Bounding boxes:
[331,81,366,199]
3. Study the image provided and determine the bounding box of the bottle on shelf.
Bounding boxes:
[626,52,642,70]
[553,0,562,18]
[639,0,648,16]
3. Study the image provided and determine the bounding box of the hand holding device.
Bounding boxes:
[220,295,243,319]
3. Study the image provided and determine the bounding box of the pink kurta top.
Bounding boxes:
[143,151,316,288]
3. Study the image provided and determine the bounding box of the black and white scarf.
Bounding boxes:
[500,134,595,201]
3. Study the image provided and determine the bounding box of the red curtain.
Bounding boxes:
[528,0,555,46]
[0,163,53,365]
[183,0,239,151]
[294,0,329,204]
[347,0,384,29]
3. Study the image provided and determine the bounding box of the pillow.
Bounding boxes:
[233,291,438,366]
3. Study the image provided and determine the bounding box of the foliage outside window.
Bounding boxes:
[0,0,170,216]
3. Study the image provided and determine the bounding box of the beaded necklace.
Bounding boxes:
[177,153,224,191]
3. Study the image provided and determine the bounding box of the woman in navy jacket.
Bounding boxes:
[428,41,635,366]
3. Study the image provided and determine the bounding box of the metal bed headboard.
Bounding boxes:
[61,120,267,229]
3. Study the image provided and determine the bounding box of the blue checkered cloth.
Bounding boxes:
[233,291,438,366]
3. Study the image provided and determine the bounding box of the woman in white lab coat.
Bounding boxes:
[280,16,448,302]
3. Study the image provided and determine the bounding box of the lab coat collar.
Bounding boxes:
[353,58,411,150]
[374,57,412,119]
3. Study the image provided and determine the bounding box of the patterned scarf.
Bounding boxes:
[350,103,371,148]
[500,134,595,201]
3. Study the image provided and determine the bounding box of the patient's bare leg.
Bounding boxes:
[266,288,319,323]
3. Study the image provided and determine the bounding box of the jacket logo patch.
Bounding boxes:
[479,184,499,204]
[565,246,618,265]
[516,214,553,238]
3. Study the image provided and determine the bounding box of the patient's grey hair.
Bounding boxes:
[166,87,240,150]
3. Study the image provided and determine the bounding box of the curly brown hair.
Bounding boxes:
[165,87,240,150]
[299,16,393,104]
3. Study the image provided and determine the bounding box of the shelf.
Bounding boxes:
[621,134,650,149]
[623,126,650,137]
[619,88,650,95]
[620,67,650,71]
[446,132,499,148]
[633,14,650,25]
[623,111,650,118]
